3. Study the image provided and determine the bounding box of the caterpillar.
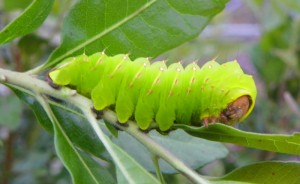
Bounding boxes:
[49,52,257,131]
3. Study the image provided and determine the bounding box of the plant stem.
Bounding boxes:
[151,154,166,184]
[0,68,209,184]
[0,68,93,110]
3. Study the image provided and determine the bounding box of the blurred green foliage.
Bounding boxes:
[1,0,300,183]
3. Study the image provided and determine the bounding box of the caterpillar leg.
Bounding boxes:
[115,121,129,131]
[46,74,61,89]
[45,74,66,103]
[92,107,128,131]
[203,117,218,127]
[104,120,127,133]
[91,107,103,119]
[138,127,151,134]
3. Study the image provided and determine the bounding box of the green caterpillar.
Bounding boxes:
[49,52,257,131]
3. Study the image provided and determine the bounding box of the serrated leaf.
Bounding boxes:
[176,123,300,155]
[0,0,54,45]
[43,0,229,69]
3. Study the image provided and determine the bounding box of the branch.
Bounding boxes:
[0,68,209,184]
[0,68,92,109]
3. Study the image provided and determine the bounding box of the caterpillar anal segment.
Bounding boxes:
[49,52,257,131]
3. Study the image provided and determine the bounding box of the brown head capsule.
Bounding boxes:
[220,95,251,124]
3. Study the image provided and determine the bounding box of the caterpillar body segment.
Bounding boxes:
[175,63,200,125]
[115,58,150,124]
[49,52,257,131]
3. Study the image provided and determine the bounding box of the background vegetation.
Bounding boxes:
[1,0,300,183]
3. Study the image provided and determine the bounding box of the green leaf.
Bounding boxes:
[10,85,160,183]
[3,0,32,11]
[110,139,160,184]
[50,103,108,158]
[83,110,161,184]
[9,85,54,133]
[0,0,54,45]
[211,161,300,184]
[116,166,128,184]
[37,97,115,184]
[53,122,115,184]
[104,120,119,138]
[152,130,228,173]
[114,129,228,174]
[176,123,300,155]
[8,85,115,184]
[9,85,106,158]
[43,0,229,69]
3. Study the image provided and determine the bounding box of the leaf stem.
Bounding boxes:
[151,154,166,184]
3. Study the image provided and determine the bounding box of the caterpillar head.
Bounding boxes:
[221,95,252,123]
[202,95,253,126]
[200,61,257,127]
